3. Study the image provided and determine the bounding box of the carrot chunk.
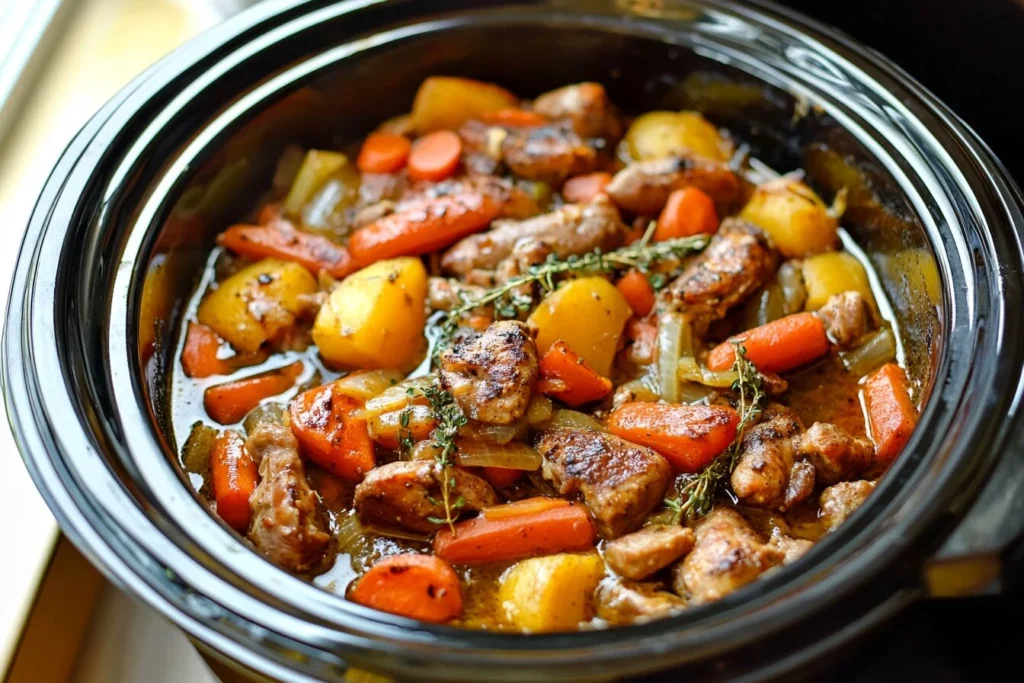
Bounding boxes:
[606,402,739,472]
[218,220,356,279]
[616,270,656,317]
[203,362,303,425]
[181,322,232,378]
[348,192,500,264]
[481,467,523,488]
[408,130,462,181]
[864,362,917,468]
[433,500,595,565]
[707,312,829,374]
[654,187,719,240]
[349,554,463,624]
[210,431,258,531]
[289,382,375,481]
[357,132,411,173]
[537,340,613,406]
[562,172,613,204]
[477,108,548,127]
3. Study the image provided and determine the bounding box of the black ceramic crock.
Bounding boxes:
[5,1,1024,681]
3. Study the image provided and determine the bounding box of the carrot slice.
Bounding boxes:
[348,192,500,264]
[606,402,739,472]
[477,108,549,127]
[654,187,719,240]
[408,130,462,181]
[218,220,356,279]
[349,553,463,624]
[481,467,524,488]
[863,362,917,469]
[203,362,303,425]
[562,172,613,204]
[357,132,412,173]
[433,501,595,565]
[480,497,569,520]
[290,382,375,481]
[707,312,829,374]
[616,270,656,317]
[181,322,232,378]
[537,340,613,407]
[210,431,258,531]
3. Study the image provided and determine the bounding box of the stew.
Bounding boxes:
[170,77,921,632]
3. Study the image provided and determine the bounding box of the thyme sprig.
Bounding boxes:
[666,342,766,523]
[431,232,709,364]
[420,383,468,533]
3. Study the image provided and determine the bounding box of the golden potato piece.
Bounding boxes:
[624,110,732,162]
[802,251,876,311]
[499,552,606,632]
[739,178,838,258]
[411,76,518,133]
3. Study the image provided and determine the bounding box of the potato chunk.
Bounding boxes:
[527,277,632,377]
[801,251,875,311]
[312,257,427,369]
[624,110,732,162]
[411,76,518,133]
[499,552,606,632]
[197,258,317,353]
[739,178,838,258]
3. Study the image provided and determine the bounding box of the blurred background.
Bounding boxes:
[0,1,1021,681]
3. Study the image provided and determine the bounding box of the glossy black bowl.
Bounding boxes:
[5,1,1024,681]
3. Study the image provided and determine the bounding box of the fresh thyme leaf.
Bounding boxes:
[668,341,766,521]
[417,382,468,533]
[426,516,445,525]
[648,272,668,291]
[430,235,709,365]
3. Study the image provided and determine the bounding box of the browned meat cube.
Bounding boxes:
[819,480,876,531]
[603,524,695,580]
[532,82,623,140]
[595,577,687,625]
[796,421,875,485]
[605,156,743,215]
[817,291,875,348]
[730,405,803,509]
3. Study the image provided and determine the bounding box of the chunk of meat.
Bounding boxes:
[397,174,543,221]
[494,237,554,284]
[246,423,331,573]
[427,277,488,312]
[769,528,814,565]
[605,157,743,215]
[532,82,623,140]
[819,480,875,531]
[795,422,875,485]
[439,321,539,425]
[535,426,671,538]
[441,198,624,276]
[668,219,779,334]
[672,507,783,603]
[817,291,874,348]
[353,460,499,534]
[730,406,803,508]
[595,577,686,625]
[603,524,695,580]
[783,459,816,510]
[501,121,603,185]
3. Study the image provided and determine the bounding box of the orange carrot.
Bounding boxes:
[616,270,656,317]
[433,500,595,564]
[477,108,548,128]
[290,382,375,481]
[479,497,568,520]
[357,132,411,173]
[864,362,917,469]
[348,192,500,264]
[562,172,613,204]
[218,220,356,279]
[654,187,719,241]
[707,312,829,374]
[349,554,463,624]
[181,322,232,378]
[624,317,658,364]
[606,402,739,472]
[622,219,648,245]
[481,467,523,488]
[408,130,462,181]
[258,202,283,225]
[537,340,612,406]
[210,431,258,532]
[203,362,303,425]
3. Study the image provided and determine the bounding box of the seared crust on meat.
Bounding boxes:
[353,460,498,533]
[795,422,875,485]
[532,82,623,140]
[441,198,624,276]
[730,406,803,508]
[603,524,695,580]
[439,321,539,425]
[783,459,817,510]
[817,291,875,348]
[535,427,671,538]
[595,577,686,625]
[668,218,778,333]
[673,507,783,603]
[819,480,875,531]
[501,121,603,185]
[605,157,743,215]
[246,423,331,573]
[769,528,814,565]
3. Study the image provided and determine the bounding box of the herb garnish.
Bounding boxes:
[666,342,767,523]
[420,383,468,533]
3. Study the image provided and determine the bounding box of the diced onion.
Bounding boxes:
[181,422,217,476]
[657,312,693,403]
[526,395,554,424]
[454,441,543,470]
[547,409,606,432]
[678,357,738,388]
[360,375,434,419]
[616,372,661,404]
[333,369,405,402]
[460,419,524,445]
[777,261,807,315]
[242,402,286,435]
[677,380,716,404]
[839,327,896,376]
